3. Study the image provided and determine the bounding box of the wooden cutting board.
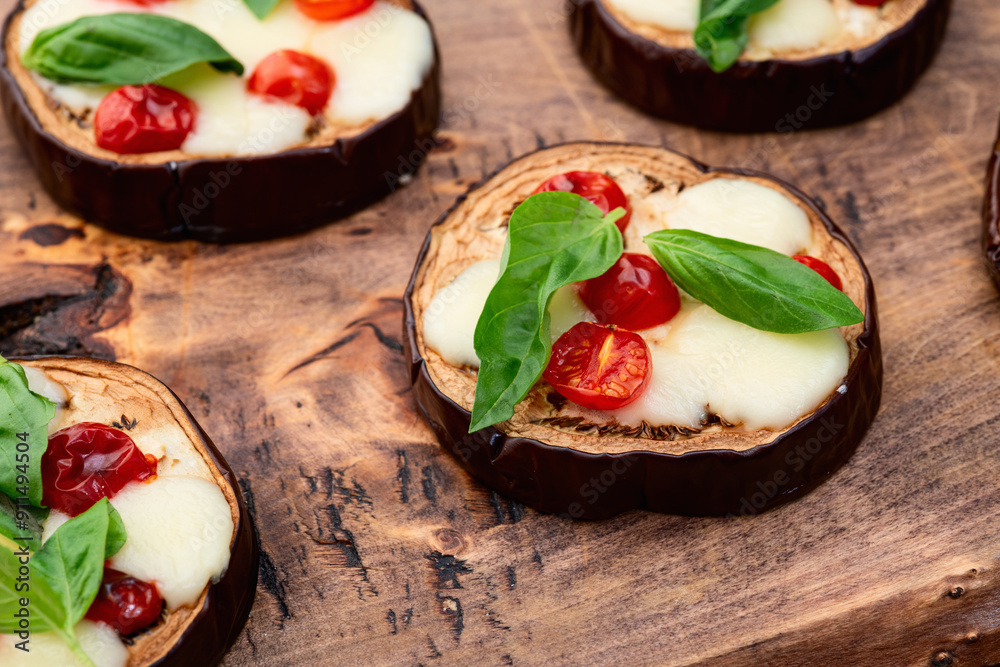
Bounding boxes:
[2,1,999,665]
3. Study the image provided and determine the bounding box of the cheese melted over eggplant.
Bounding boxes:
[422,176,850,433]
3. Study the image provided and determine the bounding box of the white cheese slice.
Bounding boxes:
[604,0,700,31]
[21,365,68,434]
[18,0,434,156]
[613,305,849,431]
[423,259,596,368]
[0,620,127,667]
[663,178,813,255]
[748,0,843,51]
[423,259,499,368]
[108,476,234,610]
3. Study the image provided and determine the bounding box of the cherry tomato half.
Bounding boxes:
[533,171,632,232]
[42,423,157,516]
[94,85,195,155]
[248,50,334,116]
[793,255,843,292]
[295,0,375,20]
[580,253,681,330]
[544,322,651,411]
[86,567,164,636]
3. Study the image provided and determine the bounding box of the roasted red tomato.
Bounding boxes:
[580,253,681,330]
[248,50,334,116]
[793,255,844,291]
[94,85,195,154]
[42,423,158,516]
[533,171,632,232]
[86,567,164,636]
[294,0,375,20]
[543,322,651,411]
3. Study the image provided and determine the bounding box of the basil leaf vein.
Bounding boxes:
[644,229,864,333]
[469,192,625,432]
[31,499,115,630]
[0,357,55,508]
[0,494,48,551]
[243,0,283,20]
[22,14,244,85]
[694,0,780,73]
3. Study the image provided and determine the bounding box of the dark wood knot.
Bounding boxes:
[432,528,467,555]
[931,651,954,667]
[947,586,964,599]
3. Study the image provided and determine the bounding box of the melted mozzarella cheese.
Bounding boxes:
[426,175,848,432]
[19,0,434,156]
[0,621,128,667]
[108,476,234,610]
[613,305,849,430]
[749,0,843,51]
[663,178,813,255]
[21,365,68,434]
[604,0,862,52]
[605,0,700,31]
[423,258,596,368]
[423,260,499,368]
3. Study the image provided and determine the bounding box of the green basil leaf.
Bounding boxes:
[0,494,48,552]
[22,14,244,85]
[0,544,65,636]
[244,0,283,20]
[644,229,864,333]
[0,357,56,508]
[32,498,115,631]
[0,499,124,665]
[105,505,126,559]
[694,0,780,73]
[470,192,625,432]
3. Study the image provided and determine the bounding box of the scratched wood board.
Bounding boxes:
[2,0,1000,665]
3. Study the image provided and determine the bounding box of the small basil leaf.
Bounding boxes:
[0,357,56,508]
[32,498,114,631]
[22,14,244,85]
[644,229,864,333]
[0,494,48,552]
[470,192,625,432]
[105,505,127,559]
[694,0,780,73]
[244,0,283,20]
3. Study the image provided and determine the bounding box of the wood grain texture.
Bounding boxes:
[1,1,999,665]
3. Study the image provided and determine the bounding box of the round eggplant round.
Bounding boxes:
[14,356,259,666]
[0,0,441,243]
[405,142,883,520]
[568,0,951,132]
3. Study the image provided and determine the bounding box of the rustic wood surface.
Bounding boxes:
[1,1,999,665]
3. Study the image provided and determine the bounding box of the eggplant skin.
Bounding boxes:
[0,2,441,243]
[983,119,1000,292]
[148,396,259,667]
[12,357,259,667]
[569,0,951,132]
[404,143,883,520]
